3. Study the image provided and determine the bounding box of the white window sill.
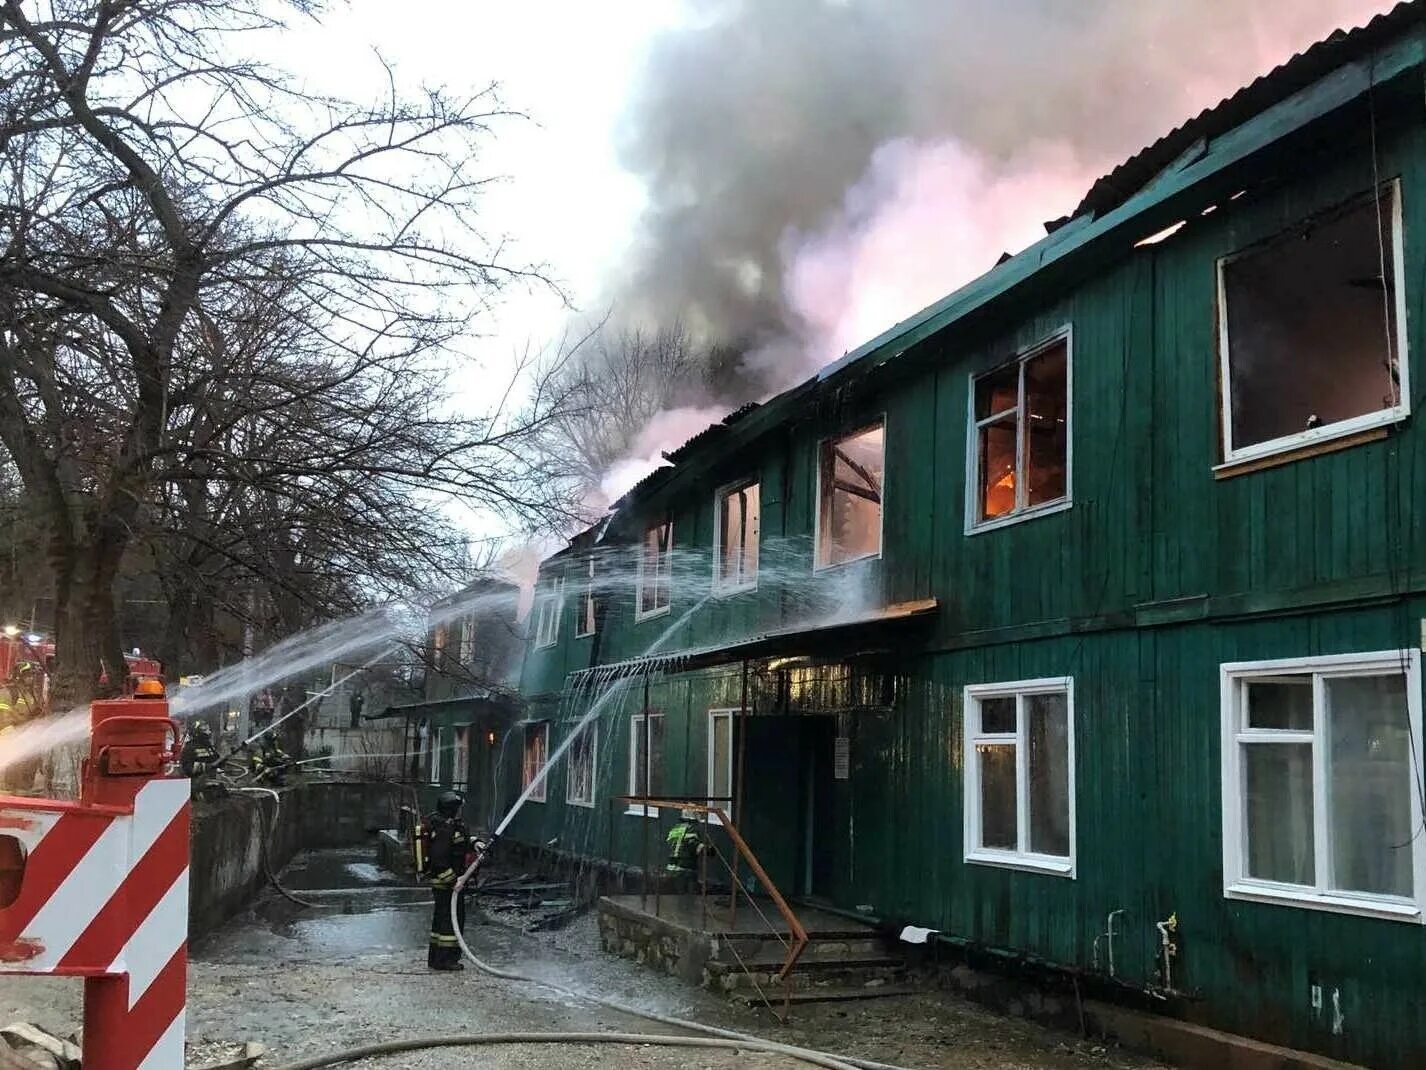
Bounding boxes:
[965,849,1075,878]
[574,630,595,639]
[712,581,758,598]
[534,640,556,650]
[813,548,882,573]
[566,797,595,809]
[634,605,671,623]
[625,804,660,818]
[966,497,1072,536]
[1218,406,1407,468]
[1225,880,1424,923]
[522,794,546,805]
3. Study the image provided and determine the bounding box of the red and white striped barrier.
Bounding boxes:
[0,697,188,1069]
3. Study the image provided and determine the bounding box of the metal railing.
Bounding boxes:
[613,794,809,1015]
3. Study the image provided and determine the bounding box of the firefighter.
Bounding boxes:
[665,815,706,891]
[250,734,292,786]
[417,791,473,971]
[180,722,223,800]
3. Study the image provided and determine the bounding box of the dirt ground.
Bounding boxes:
[0,849,1168,1070]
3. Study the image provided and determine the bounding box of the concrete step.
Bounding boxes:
[705,949,909,993]
[718,934,886,961]
[731,984,919,1007]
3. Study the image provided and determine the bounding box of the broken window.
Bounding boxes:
[575,556,597,638]
[964,679,1074,875]
[458,616,476,666]
[534,573,564,648]
[521,721,549,803]
[1222,653,1424,918]
[566,723,597,807]
[971,334,1069,528]
[715,481,760,591]
[707,709,735,816]
[627,712,665,816]
[816,423,884,568]
[636,521,672,618]
[1219,182,1407,462]
[452,727,469,792]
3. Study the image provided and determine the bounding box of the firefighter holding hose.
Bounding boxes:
[416,790,473,971]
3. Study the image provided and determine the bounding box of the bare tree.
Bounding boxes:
[0,0,574,705]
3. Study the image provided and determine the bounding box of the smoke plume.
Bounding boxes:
[608,0,1396,391]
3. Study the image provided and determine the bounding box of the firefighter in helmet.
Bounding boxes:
[665,815,706,891]
[180,721,223,800]
[416,790,473,971]
[248,734,292,786]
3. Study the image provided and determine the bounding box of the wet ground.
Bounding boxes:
[0,846,1167,1069]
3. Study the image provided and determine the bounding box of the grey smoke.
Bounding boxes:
[607,0,1393,391]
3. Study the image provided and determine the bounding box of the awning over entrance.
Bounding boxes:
[570,597,939,681]
[369,690,518,721]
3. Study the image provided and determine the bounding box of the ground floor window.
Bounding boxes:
[627,712,665,816]
[707,710,735,820]
[521,721,549,803]
[566,723,597,808]
[1221,650,1426,920]
[963,678,1075,876]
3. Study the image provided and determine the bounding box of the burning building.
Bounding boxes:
[503,5,1426,1066]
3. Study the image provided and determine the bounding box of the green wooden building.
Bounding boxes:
[506,6,1426,1064]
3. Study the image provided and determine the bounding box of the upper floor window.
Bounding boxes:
[636,520,672,619]
[431,624,449,671]
[963,678,1074,876]
[534,574,564,649]
[969,332,1070,531]
[458,616,476,665]
[575,556,597,638]
[714,481,760,592]
[1219,181,1408,466]
[816,422,884,569]
[1220,651,1426,922]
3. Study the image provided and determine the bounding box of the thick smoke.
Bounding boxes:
[608,0,1396,391]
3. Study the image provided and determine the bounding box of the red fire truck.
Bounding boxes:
[0,631,163,709]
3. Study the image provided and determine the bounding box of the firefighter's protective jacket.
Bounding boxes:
[420,812,471,889]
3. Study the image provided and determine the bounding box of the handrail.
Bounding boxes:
[615,795,810,988]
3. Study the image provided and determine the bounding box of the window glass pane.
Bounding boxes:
[710,714,732,800]
[632,716,665,796]
[979,696,1016,735]
[522,725,548,800]
[1027,692,1071,857]
[818,425,883,566]
[568,726,595,805]
[1326,674,1413,897]
[1224,187,1401,451]
[978,743,1017,849]
[1246,678,1313,730]
[1244,742,1314,885]
[639,523,671,613]
[978,417,1017,520]
[975,363,1019,420]
[1024,342,1069,506]
[719,483,760,586]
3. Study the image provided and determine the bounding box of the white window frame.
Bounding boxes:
[963,677,1076,877]
[521,721,550,803]
[1220,650,1426,922]
[1216,180,1410,468]
[634,521,673,621]
[534,574,564,649]
[965,327,1073,535]
[565,722,598,808]
[626,712,665,817]
[712,479,760,595]
[575,556,597,638]
[458,615,476,665]
[706,709,737,824]
[813,417,886,572]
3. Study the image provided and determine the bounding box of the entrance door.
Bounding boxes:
[737,715,836,898]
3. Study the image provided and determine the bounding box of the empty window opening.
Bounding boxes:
[637,521,672,618]
[715,482,760,591]
[707,709,735,819]
[576,556,597,638]
[1219,182,1407,462]
[817,422,884,568]
[964,679,1075,876]
[971,333,1070,528]
[534,574,564,648]
[1221,652,1425,920]
[566,723,597,807]
[627,711,665,816]
[521,721,549,803]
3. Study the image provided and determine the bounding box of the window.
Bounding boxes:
[534,574,564,649]
[566,723,597,807]
[1219,182,1408,465]
[714,481,760,592]
[431,625,448,671]
[707,710,735,820]
[521,721,549,803]
[575,556,597,638]
[636,521,672,619]
[1221,651,1426,921]
[627,712,665,816]
[452,726,470,791]
[459,616,476,665]
[816,422,884,569]
[963,678,1075,876]
[969,332,1070,530]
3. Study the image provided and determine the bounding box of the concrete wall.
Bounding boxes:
[188,780,406,937]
